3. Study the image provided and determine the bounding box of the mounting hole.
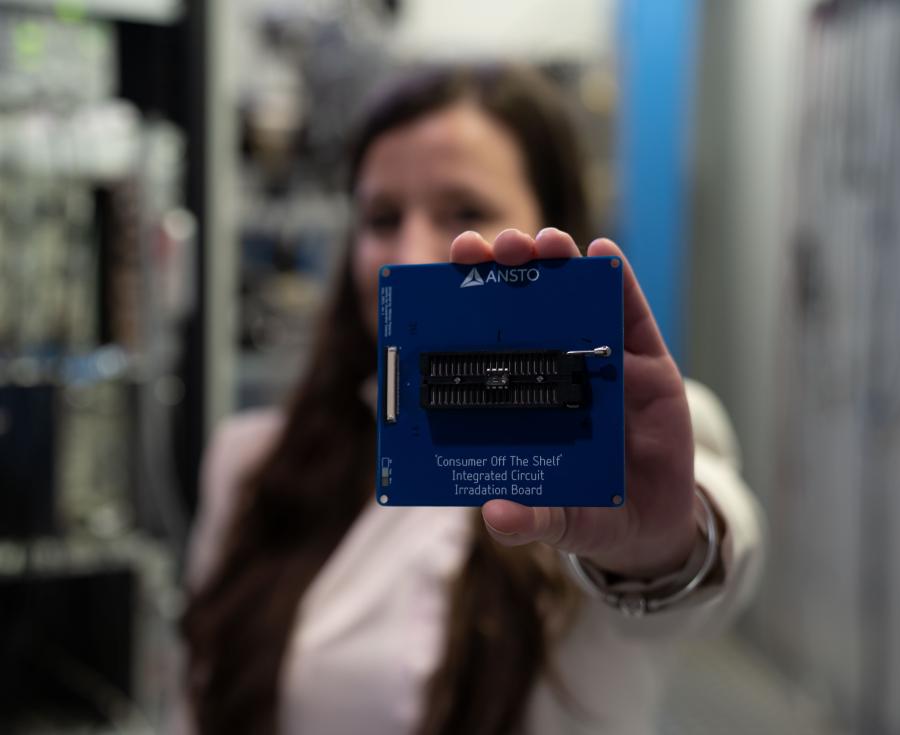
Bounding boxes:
[612,494,623,505]
[382,267,391,277]
[610,258,621,269]
[379,494,389,504]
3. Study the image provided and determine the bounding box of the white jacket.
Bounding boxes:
[182,379,765,735]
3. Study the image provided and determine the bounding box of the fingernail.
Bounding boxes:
[497,227,525,238]
[453,230,480,243]
[536,227,560,239]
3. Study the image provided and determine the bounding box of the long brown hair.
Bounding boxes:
[183,64,593,735]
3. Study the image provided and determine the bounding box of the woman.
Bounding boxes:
[181,64,764,735]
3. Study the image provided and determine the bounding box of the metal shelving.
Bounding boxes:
[0,3,202,730]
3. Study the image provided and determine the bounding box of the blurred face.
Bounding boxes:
[352,101,543,337]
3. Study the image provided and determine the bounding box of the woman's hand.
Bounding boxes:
[450,227,698,579]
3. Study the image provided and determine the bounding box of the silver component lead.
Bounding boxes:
[566,345,612,358]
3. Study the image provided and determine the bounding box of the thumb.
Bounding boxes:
[481,500,568,548]
[586,237,668,358]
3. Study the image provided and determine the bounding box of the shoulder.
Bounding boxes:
[201,409,286,493]
[185,409,286,589]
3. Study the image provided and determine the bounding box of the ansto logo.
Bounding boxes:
[459,266,540,288]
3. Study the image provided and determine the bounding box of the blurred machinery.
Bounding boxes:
[0,2,196,731]
[232,0,394,406]
[691,0,900,732]
[774,3,900,733]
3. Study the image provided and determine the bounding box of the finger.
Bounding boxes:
[493,228,537,266]
[450,230,493,264]
[587,238,668,358]
[534,227,582,259]
[481,499,567,547]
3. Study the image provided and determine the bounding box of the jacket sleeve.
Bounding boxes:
[574,379,767,639]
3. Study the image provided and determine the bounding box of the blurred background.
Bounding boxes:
[1,0,898,733]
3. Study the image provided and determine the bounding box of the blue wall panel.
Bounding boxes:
[616,1,700,363]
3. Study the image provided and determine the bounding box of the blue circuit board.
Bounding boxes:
[376,257,624,507]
